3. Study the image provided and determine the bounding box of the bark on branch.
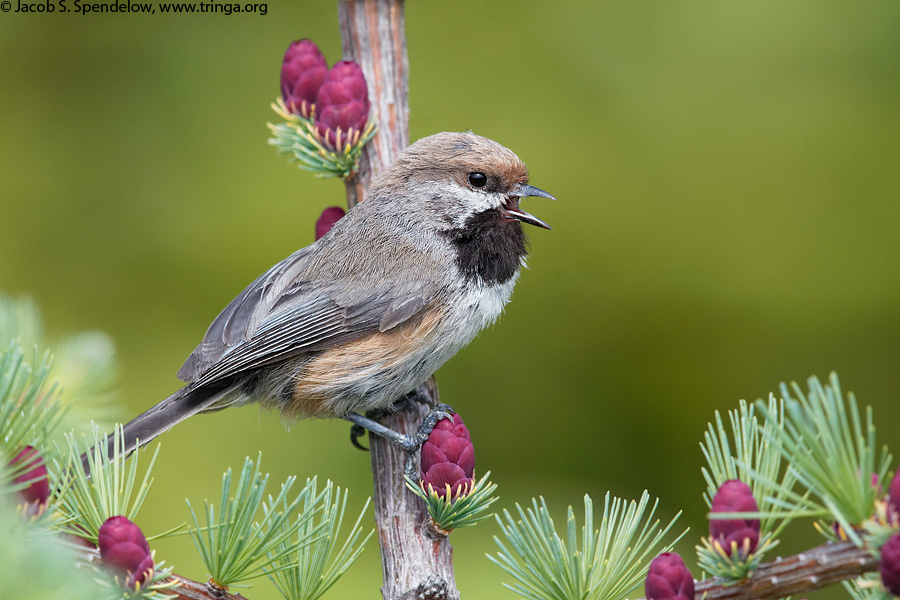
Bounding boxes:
[692,541,878,600]
[338,0,409,208]
[337,1,460,599]
[629,540,878,600]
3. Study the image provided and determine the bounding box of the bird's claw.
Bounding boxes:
[408,402,454,449]
[350,423,368,451]
[398,403,454,477]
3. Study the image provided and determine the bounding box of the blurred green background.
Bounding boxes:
[3,0,900,597]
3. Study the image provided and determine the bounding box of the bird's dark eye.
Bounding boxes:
[467,172,488,188]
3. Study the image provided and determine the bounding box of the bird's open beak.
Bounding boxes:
[504,183,555,230]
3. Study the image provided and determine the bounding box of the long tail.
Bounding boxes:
[81,378,241,474]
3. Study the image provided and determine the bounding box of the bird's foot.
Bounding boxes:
[407,402,454,449]
[344,403,455,477]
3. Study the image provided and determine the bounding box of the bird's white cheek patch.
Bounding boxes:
[449,188,503,228]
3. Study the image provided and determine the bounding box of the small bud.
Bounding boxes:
[315,206,345,241]
[314,60,371,151]
[880,533,900,595]
[645,552,695,600]
[281,39,329,119]
[9,445,50,514]
[421,413,474,498]
[710,479,760,557]
[98,516,154,589]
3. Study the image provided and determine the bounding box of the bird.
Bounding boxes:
[91,131,553,466]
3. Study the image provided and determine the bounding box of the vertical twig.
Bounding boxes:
[337,1,459,599]
[338,0,409,208]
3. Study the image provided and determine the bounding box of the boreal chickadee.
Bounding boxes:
[100,131,554,462]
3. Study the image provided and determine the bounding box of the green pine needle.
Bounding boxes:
[0,340,64,487]
[267,97,377,179]
[91,555,178,600]
[755,373,892,545]
[697,396,799,577]
[842,574,894,600]
[700,396,797,537]
[406,471,499,532]
[51,423,160,543]
[265,479,373,600]
[695,533,777,581]
[489,492,686,600]
[0,493,108,598]
[0,294,123,442]
[186,454,326,588]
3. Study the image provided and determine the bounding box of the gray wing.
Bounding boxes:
[177,245,439,386]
